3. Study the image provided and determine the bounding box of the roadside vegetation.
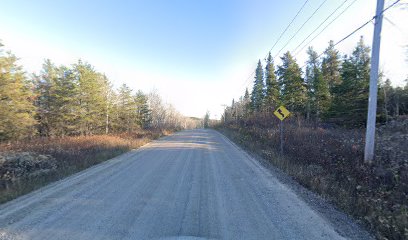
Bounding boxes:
[0,42,201,203]
[218,37,407,239]
[0,131,165,203]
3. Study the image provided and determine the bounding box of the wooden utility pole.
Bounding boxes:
[364,0,384,163]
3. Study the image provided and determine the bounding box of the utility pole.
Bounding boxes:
[364,0,384,163]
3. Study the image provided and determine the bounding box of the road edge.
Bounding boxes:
[214,129,374,240]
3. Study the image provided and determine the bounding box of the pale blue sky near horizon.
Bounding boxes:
[1,0,407,118]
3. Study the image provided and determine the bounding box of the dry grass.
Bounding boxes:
[0,129,171,203]
[218,117,407,240]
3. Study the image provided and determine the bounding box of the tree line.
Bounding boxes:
[223,37,408,127]
[0,42,199,141]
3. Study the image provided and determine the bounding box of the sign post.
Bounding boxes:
[280,120,284,155]
[273,106,290,156]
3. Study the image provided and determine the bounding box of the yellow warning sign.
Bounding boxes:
[274,106,290,121]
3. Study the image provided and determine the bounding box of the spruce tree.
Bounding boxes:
[322,40,342,95]
[264,52,280,111]
[251,60,265,112]
[135,90,151,128]
[329,37,370,126]
[305,47,330,121]
[277,52,307,113]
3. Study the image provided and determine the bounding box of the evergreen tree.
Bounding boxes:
[100,74,113,134]
[401,80,408,114]
[305,47,330,121]
[387,79,408,117]
[322,40,342,95]
[51,66,81,136]
[0,45,36,140]
[135,90,151,128]
[33,59,59,136]
[243,88,251,117]
[378,78,392,122]
[73,60,109,135]
[33,60,84,136]
[277,52,307,113]
[329,37,370,126]
[116,84,138,132]
[264,52,280,111]
[251,60,265,112]
[0,43,192,139]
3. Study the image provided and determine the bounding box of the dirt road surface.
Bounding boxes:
[0,129,370,240]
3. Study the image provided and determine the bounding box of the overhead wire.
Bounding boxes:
[240,0,311,88]
[240,0,401,97]
[299,0,401,70]
[263,0,310,60]
[291,0,350,55]
[273,0,329,59]
[294,0,359,57]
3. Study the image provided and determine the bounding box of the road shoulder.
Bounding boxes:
[216,129,374,240]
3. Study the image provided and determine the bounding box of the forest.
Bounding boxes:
[222,37,408,126]
[219,37,408,240]
[0,41,201,203]
[0,41,200,142]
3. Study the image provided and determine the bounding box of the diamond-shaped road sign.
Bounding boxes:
[273,106,290,121]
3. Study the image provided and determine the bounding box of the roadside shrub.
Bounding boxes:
[0,129,170,203]
[218,116,407,240]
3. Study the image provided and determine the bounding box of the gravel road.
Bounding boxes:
[0,129,370,240]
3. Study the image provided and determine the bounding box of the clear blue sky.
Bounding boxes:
[1,0,407,118]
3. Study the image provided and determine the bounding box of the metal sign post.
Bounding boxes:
[280,120,284,156]
[274,106,290,156]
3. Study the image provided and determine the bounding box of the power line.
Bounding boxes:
[241,0,401,94]
[294,0,358,57]
[333,20,371,49]
[299,19,373,69]
[382,0,402,12]
[240,0,310,89]
[299,0,401,70]
[240,66,256,88]
[292,0,350,55]
[264,0,310,60]
[330,0,403,48]
[273,0,329,59]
